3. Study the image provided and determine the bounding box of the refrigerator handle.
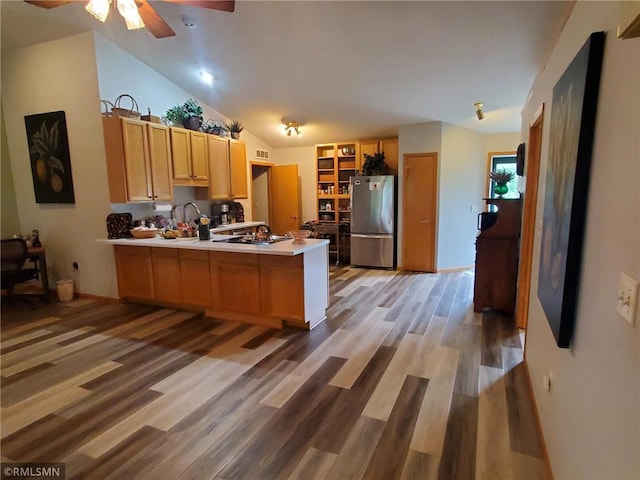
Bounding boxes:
[351,234,394,239]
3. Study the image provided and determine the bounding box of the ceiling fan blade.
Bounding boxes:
[24,0,73,8]
[138,0,176,38]
[163,0,235,13]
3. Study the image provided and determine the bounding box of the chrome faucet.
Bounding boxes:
[183,202,202,227]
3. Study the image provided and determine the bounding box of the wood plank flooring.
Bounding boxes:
[0,267,547,479]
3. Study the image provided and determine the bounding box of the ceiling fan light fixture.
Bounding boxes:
[116,0,145,30]
[85,0,110,22]
[474,102,485,120]
[283,121,301,137]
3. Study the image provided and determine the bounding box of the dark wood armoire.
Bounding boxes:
[473,198,523,314]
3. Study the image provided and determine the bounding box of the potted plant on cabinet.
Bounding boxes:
[361,152,389,175]
[164,105,186,127]
[226,120,244,139]
[201,119,227,137]
[489,168,515,197]
[182,98,203,131]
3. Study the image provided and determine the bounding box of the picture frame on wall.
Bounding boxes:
[538,31,605,348]
[24,110,76,204]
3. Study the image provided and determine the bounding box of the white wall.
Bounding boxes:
[439,124,485,269]
[522,3,640,479]
[271,146,316,223]
[484,132,520,154]
[2,32,118,296]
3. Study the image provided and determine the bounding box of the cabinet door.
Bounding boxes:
[170,127,192,180]
[180,249,211,307]
[358,140,379,171]
[229,139,248,199]
[190,131,209,180]
[147,123,174,201]
[380,138,398,175]
[152,247,182,304]
[115,246,154,299]
[259,255,304,320]
[207,135,231,199]
[210,252,260,314]
[121,119,152,201]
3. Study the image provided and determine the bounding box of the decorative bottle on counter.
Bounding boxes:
[31,229,41,248]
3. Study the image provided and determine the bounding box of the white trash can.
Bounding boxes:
[56,279,74,302]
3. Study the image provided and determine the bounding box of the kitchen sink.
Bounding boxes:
[212,235,290,246]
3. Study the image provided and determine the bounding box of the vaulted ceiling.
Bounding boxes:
[1,1,570,147]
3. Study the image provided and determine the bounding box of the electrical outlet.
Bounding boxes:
[470,204,478,213]
[616,272,638,326]
[543,375,551,391]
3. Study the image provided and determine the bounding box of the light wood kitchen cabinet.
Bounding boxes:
[170,127,209,187]
[180,249,211,307]
[209,252,261,315]
[201,137,248,200]
[103,117,174,203]
[259,255,304,320]
[114,245,155,300]
[358,138,399,174]
[205,135,231,200]
[229,139,248,199]
[152,248,182,304]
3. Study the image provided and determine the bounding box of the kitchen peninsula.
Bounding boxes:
[99,236,329,330]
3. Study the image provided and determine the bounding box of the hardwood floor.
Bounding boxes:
[0,267,547,479]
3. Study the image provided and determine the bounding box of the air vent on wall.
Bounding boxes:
[255,149,270,160]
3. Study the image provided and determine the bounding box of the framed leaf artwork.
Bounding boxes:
[24,110,75,204]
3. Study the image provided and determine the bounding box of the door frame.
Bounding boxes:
[402,152,438,272]
[250,160,275,223]
[516,103,545,330]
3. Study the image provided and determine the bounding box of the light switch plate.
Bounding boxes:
[616,272,638,326]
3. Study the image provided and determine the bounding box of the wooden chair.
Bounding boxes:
[1,238,39,304]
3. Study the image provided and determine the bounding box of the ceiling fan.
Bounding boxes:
[24,0,235,38]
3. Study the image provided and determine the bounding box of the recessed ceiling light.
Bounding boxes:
[201,71,214,85]
[181,15,196,28]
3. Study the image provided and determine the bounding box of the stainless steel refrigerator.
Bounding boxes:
[350,175,397,268]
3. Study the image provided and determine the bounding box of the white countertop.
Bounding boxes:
[98,236,328,256]
[209,221,265,233]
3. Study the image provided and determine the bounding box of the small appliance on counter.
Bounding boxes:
[220,204,230,225]
[211,202,231,225]
[198,215,211,240]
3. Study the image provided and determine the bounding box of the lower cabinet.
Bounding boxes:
[209,252,261,315]
[259,255,304,320]
[115,246,154,300]
[114,246,320,328]
[152,248,182,304]
[180,249,211,307]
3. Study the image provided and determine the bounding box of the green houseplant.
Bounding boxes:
[182,98,203,131]
[489,168,515,197]
[164,105,186,127]
[361,152,389,176]
[226,120,244,139]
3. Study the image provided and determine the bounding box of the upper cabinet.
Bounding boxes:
[170,127,209,187]
[203,137,248,200]
[229,139,248,199]
[103,117,174,203]
[359,138,399,175]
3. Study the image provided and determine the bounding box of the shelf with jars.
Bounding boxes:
[316,142,358,226]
